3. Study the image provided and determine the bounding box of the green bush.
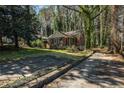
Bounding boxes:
[31,39,43,48]
[31,41,36,47]
[66,46,73,52]
[66,45,78,53]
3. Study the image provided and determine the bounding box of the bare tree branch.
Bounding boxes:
[79,5,90,15]
[63,5,81,14]
[90,6,99,14]
[91,6,108,20]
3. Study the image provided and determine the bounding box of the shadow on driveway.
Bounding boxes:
[46,53,124,88]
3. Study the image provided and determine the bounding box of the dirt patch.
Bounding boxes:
[91,53,124,62]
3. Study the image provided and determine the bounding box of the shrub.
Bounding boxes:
[31,39,43,48]
[31,41,36,47]
[66,46,73,52]
[66,45,78,53]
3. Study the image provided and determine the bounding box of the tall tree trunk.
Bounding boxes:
[110,5,120,53]
[25,6,31,46]
[10,6,19,48]
[84,16,93,49]
[14,31,19,48]
[103,8,109,46]
[0,32,3,47]
[100,6,103,47]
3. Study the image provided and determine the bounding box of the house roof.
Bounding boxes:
[48,31,66,39]
[64,30,81,37]
[48,30,81,39]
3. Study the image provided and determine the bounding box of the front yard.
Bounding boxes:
[0,47,92,62]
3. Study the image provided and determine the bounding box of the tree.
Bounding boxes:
[0,5,40,48]
[0,6,11,48]
[63,5,108,49]
[100,6,103,47]
[110,5,123,53]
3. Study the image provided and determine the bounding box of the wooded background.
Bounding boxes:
[0,5,124,54]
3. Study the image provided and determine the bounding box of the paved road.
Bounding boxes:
[45,53,124,88]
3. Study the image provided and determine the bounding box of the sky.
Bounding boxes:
[34,5,45,14]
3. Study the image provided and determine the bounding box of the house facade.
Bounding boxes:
[43,31,85,50]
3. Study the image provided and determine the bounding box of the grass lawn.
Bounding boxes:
[0,47,92,62]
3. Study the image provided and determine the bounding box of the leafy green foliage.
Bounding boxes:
[0,6,41,48]
[31,39,43,48]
